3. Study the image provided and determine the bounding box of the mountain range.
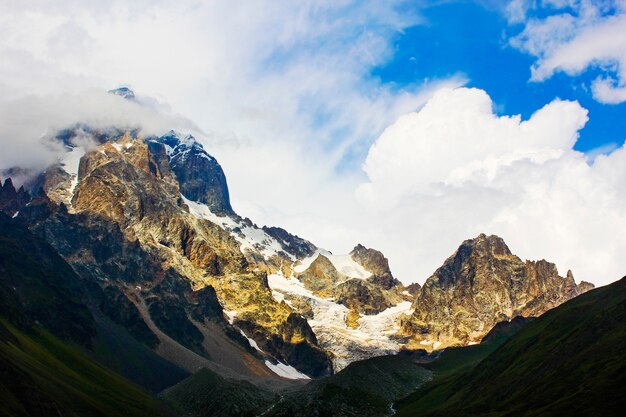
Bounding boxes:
[0,88,617,417]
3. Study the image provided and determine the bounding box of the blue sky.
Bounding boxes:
[373,1,626,153]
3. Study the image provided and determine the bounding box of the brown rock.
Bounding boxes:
[403,234,594,348]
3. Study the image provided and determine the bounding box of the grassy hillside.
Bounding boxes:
[0,212,182,415]
[396,276,626,417]
[0,319,168,417]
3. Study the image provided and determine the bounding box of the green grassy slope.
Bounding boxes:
[425,316,531,377]
[396,276,626,417]
[0,319,168,417]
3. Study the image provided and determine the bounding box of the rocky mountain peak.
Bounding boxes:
[463,233,513,257]
[108,86,136,101]
[350,244,392,277]
[1,178,16,196]
[350,243,401,290]
[152,131,233,215]
[0,177,30,216]
[403,234,594,349]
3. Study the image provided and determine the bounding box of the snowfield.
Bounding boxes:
[264,360,310,380]
[267,273,413,370]
[183,196,291,260]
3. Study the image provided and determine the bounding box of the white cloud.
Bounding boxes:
[358,87,626,286]
[0,90,198,178]
[506,0,532,24]
[509,0,626,103]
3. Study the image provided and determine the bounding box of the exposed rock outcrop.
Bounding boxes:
[350,244,401,290]
[0,178,30,216]
[154,131,233,214]
[262,226,317,259]
[298,255,343,297]
[402,234,594,349]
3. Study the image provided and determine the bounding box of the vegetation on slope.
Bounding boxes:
[0,319,168,417]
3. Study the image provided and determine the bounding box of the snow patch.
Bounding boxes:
[271,289,285,304]
[267,273,414,370]
[357,301,413,336]
[419,340,443,350]
[238,329,263,353]
[59,146,85,177]
[111,141,133,152]
[183,196,238,229]
[294,250,371,279]
[223,310,237,325]
[59,146,86,201]
[182,195,292,260]
[264,360,310,380]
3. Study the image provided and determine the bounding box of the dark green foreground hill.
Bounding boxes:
[396,276,626,417]
[0,320,168,417]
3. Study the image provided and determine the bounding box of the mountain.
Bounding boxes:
[0,87,596,391]
[395,275,626,416]
[0,123,593,374]
[160,368,277,417]
[401,233,594,349]
[2,125,336,378]
[269,247,412,370]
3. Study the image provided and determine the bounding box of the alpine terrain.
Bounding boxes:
[0,88,609,417]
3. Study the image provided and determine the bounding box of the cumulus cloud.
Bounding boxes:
[358,87,626,286]
[509,0,626,103]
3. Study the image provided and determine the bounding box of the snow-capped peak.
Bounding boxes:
[107,86,136,101]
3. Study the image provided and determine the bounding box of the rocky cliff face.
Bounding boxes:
[350,244,401,290]
[0,178,30,216]
[402,234,594,349]
[155,131,233,214]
